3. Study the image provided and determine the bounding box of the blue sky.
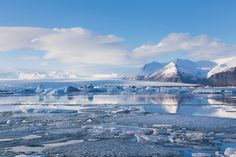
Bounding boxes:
[0,0,236,76]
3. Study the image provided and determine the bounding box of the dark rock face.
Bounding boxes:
[208,67,236,86]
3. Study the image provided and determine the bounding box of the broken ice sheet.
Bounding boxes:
[0,82,236,156]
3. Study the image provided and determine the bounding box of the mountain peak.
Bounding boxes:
[135,58,220,84]
[140,61,165,75]
[161,62,179,77]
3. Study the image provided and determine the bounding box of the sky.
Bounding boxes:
[0,0,236,77]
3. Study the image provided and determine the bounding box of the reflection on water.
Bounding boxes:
[0,94,236,119]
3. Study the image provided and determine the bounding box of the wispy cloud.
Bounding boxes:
[31,28,130,65]
[0,27,236,75]
[20,55,40,61]
[132,33,236,60]
[0,27,130,66]
[0,27,50,52]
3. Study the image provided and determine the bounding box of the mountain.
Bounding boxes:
[207,57,236,85]
[140,61,166,75]
[137,59,216,84]
[135,61,166,80]
[0,71,79,80]
[146,61,197,83]
[47,71,78,79]
[17,72,48,80]
[136,57,236,85]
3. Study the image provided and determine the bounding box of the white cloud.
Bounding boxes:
[31,27,129,65]
[0,27,236,75]
[132,33,236,60]
[0,27,130,65]
[0,27,50,52]
[20,55,40,61]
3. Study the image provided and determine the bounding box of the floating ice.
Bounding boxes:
[44,140,84,148]
[224,147,236,156]
[21,135,41,140]
[15,155,44,157]
[6,119,11,124]
[192,152,211,157]
[185,132,207,141]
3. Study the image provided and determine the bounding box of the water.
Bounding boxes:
[0,94,235,119]
[0,81,236,156]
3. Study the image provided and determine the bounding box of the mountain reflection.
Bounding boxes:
[0,94,235,119]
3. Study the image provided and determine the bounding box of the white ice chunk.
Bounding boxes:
[224,147,236,156]
[192,152,211,157]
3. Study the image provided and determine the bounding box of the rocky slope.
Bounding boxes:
[207,57,236,85]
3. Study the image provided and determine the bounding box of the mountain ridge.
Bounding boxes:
[0,57,236,85]
[135,57,236,85]
[0,71,79,80]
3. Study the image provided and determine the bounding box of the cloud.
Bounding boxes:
[20,55,40,61]
[0,27,130,65]
[0,27,50,52]
[132,33,236,60]
[0,27,236,75]
[31,28,130,65]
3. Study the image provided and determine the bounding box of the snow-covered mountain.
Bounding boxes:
[17,72,48,80]
[0,71,79,80]
[47,71,78,79]
[208,56,236,78]
[135,61,166,80]
[147,61,196,83]
[135,56,236,85]
[207,56,236,85]
[0,57,236,85]
[140,61,166,75]
[136,59,216,84]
